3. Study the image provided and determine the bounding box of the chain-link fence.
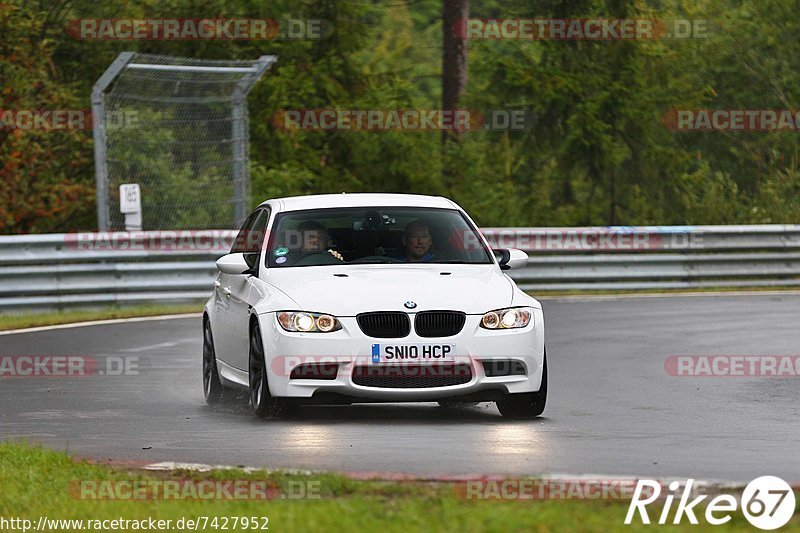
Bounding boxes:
[92,52,275,231]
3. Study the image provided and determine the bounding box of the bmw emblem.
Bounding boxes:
[404,301,417,309]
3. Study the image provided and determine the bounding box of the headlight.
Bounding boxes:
[480,307,532,330]
[277,312,342,333]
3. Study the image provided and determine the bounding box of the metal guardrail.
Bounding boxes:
[1,225,799,311]
[0,231,235,311]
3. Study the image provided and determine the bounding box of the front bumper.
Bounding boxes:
[258,310,545,401]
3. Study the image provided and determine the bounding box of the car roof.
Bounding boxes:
[260,193,459,212]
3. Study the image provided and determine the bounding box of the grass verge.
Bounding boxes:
[0,303,203,332]
[0,442,795,532]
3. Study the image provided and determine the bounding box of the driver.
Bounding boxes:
[399,220,435,262]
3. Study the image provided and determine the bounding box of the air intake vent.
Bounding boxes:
[290,363,339,380]
[356,312,410,338]
[482,360,527,377]
[352,364,472,388]
[414,311,466,337]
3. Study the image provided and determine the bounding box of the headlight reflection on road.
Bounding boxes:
[286,425,334,453]
[481,424,550,456]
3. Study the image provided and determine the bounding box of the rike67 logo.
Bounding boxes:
[625,476,796,529]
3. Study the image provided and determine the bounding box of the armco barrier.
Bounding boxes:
[1,225,799,311]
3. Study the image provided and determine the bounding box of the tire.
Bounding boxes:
[249,323,292,417]
[496,353,547,419]
[202,319,225,405]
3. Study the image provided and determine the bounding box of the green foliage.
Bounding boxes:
[0,0,95,233]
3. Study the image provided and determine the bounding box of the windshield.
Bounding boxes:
[266,207,493,267]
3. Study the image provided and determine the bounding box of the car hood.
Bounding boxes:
[263,264,514,316]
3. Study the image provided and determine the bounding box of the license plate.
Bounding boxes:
[370,343,456,364]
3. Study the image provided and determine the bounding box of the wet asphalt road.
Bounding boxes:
[1,293,799,481]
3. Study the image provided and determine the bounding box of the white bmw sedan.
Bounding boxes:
[203,193,547,418]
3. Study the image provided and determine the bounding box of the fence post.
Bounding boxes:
[92,52,135,231]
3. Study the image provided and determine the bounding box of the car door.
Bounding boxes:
[213,209,265,369]
[225,208,270,371]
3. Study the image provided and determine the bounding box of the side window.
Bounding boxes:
[250,208,270,254]
[231,210,267,254]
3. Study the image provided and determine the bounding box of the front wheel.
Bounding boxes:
[249,324,292,417]
[203,319,225,405]
[496,353,547,419]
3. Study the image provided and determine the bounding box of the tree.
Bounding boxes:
[441,0,469,194]
[0,1,94,233]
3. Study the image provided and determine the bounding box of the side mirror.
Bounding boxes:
[216,253,251,275]
[494,248,529,271]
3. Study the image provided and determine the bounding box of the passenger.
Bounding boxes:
[399,220,435,262]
